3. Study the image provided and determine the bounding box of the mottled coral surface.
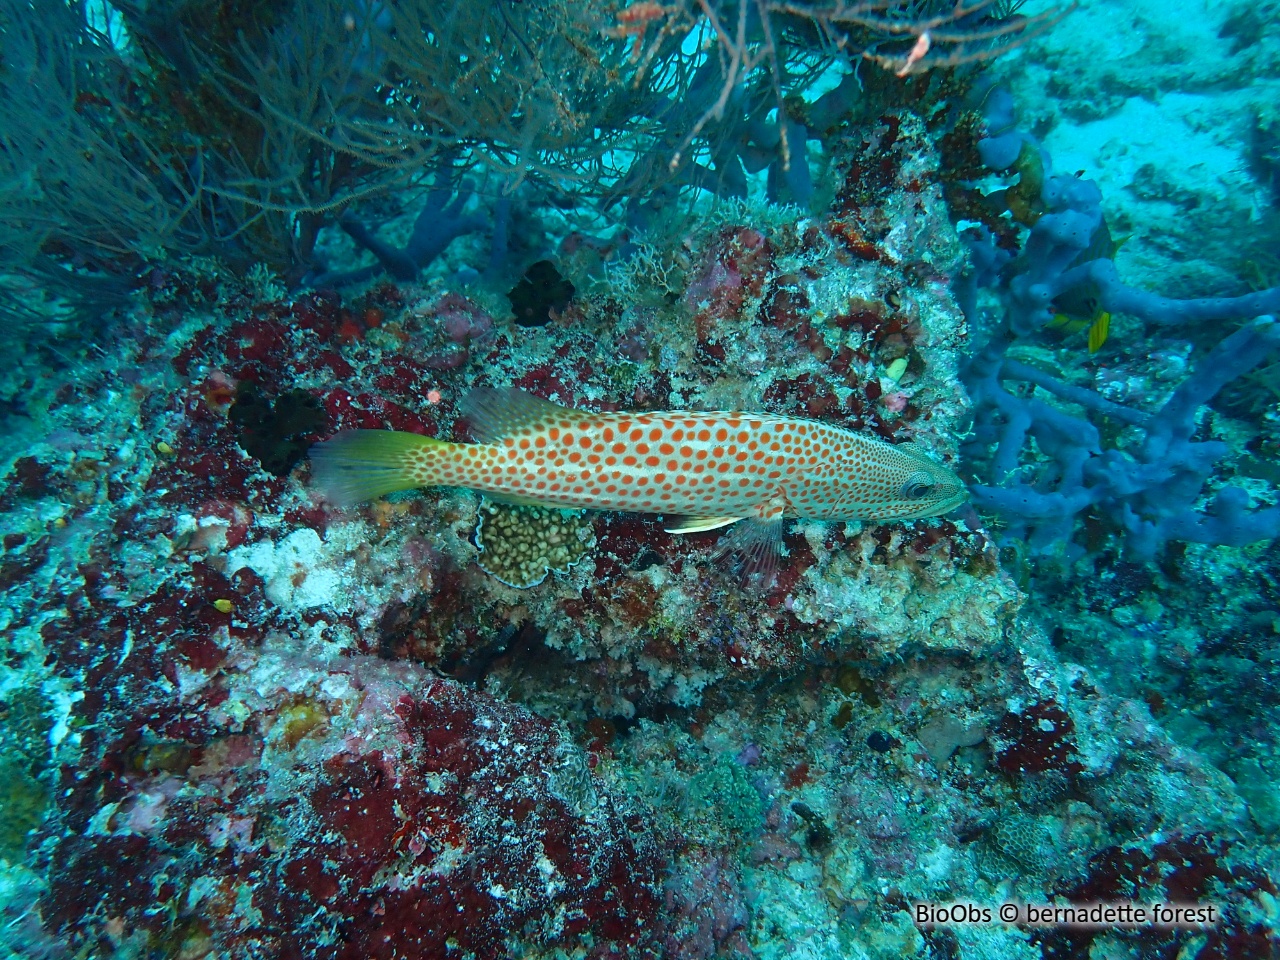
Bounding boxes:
[1,106,1277,960]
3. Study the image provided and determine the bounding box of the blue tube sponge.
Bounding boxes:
[964,317,1280,560]
[958,90,1280,561]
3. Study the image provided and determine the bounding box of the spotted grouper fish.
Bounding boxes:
[310,387,967,578]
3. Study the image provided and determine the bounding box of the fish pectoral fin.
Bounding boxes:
[712,518,786,589]
[1047,313,1089,335]
[664,515,744,534]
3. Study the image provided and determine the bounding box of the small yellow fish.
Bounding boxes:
[310,388,967,576]
[1047,310,1110,354]
[1086,311,1110,354]
[1046,219,1128,354]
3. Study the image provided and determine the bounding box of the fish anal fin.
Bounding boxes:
[665,516,743,534]
[460,387,575,444]
[482,491,574,510]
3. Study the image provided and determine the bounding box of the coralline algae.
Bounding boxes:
[1,9,1279,959]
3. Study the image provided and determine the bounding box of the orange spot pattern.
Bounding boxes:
[405,412,950,522]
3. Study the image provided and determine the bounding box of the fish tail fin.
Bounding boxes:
[308,430,453,506]
[1087,312,1110,354]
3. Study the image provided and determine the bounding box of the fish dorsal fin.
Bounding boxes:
[894,440,930,457]
[460,387,576,443]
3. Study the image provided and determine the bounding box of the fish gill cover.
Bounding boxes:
[1,1,1279,959]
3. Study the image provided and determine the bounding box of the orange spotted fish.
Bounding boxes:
[310,388,966,576]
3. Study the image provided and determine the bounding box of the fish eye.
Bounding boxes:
[901,472,934,500]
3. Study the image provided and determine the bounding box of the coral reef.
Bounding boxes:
[2,3,1280,959]
[0,101,1037,958]
[508,261,578,329]
[229,384,328,477]
[40,649,659,958]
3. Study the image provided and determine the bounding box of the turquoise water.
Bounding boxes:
[1,1,1278,957]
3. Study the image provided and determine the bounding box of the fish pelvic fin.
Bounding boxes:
[665,515,743,534]
[308,430,452,507]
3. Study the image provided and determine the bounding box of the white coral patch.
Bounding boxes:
[227,526,360,612]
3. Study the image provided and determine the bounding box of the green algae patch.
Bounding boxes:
[0,689,53,862]
[688,757,765,838]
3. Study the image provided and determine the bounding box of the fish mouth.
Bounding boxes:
[936,490,971,517]
[895,487,970,521]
